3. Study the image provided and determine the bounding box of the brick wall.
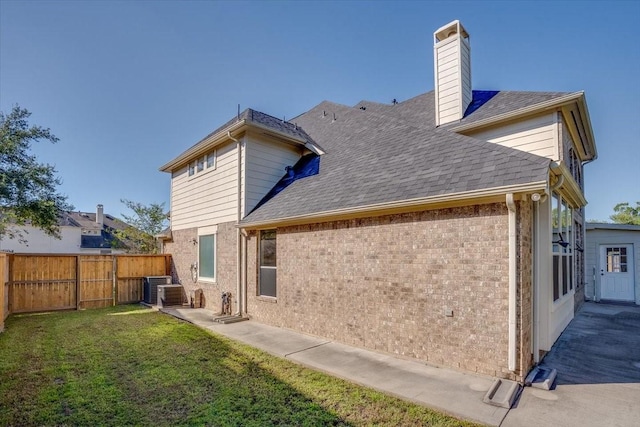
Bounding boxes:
[164,222,237,312]
[246,203,533,379]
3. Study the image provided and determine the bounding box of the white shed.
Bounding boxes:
[586,223,640,305]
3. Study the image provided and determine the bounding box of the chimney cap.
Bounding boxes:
[434,20,469,43]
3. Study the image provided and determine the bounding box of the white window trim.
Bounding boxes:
[552,289,575,310]
[197,225,218,283]
[259,229,277,298]
[198,225,218,235]
[552,193,575,303]
[206,150,217,170]
[187,150,217,181]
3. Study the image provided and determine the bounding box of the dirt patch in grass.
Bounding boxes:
[0,305,483,426]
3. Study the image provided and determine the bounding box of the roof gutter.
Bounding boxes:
[239,181,548,230]
[549,161,587,207]
[160,120,323,173]
[449,92,585,133]
[248,121,324,154]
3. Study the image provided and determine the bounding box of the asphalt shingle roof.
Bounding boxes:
[242,94,553,225]
[193,108,315,151]
[353,90,571,130]
[61,211,131,249]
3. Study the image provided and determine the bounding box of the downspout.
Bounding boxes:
[532,195,540,364]
[581,161,592,301]
[228,131,243,316]
[506,193,517,372]
[240,228,248,315]
[550,174,564,193]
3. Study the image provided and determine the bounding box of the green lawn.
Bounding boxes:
[0,305,483,426]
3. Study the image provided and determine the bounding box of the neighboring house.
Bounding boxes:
[585,223,640,305]
[0,204,129,254]
[159,21,597,381]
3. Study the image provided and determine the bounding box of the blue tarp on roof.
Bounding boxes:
[464,90,500,118]
[249,154,320,214]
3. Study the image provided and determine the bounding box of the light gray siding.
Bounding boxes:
[169,134,302,230]
[465,112,558,159]
[170,141,239,230]
[434,35,471,126]
[244,136,302,215]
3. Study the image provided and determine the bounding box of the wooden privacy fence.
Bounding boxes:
[4,254,171,314]
[1,254,7,331]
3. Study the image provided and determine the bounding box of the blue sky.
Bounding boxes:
[1,0,638,222]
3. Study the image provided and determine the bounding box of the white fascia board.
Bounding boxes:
[450,92,585,133]
[247,121,324,155]
[159,120,321,173]
[550,161,588,207]
[159,120,246,173]
[576,96,598,160]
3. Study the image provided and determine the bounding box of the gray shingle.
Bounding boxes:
[353,90,572,130]
[176,108,317,162]
[242,97,551,225]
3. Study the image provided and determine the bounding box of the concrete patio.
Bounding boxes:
[502,302,640,427]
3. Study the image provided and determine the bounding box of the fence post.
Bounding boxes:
[7,254,13,315]
[112,256,117,306]
[75,256,81,310]
[0,254,5,332]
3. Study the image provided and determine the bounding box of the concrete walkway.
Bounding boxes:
[502,302,640,427]
[161,302,640,427]
[160,306,508,426]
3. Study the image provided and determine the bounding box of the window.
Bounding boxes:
[568,148,583,190]
[207,151,216,169]
[189,152,215,178]
[198,233,216,281]
[552,193,574,301]
[606,247,628,273]
[259,230,277,297]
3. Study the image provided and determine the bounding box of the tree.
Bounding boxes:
[610,202,640,225]
[0,105,72,241]
[113,199,168,254]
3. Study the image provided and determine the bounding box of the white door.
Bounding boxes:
[599,245,635,301]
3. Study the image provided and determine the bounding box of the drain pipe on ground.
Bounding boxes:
[228,131,243,316]
[506,193,517,373]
